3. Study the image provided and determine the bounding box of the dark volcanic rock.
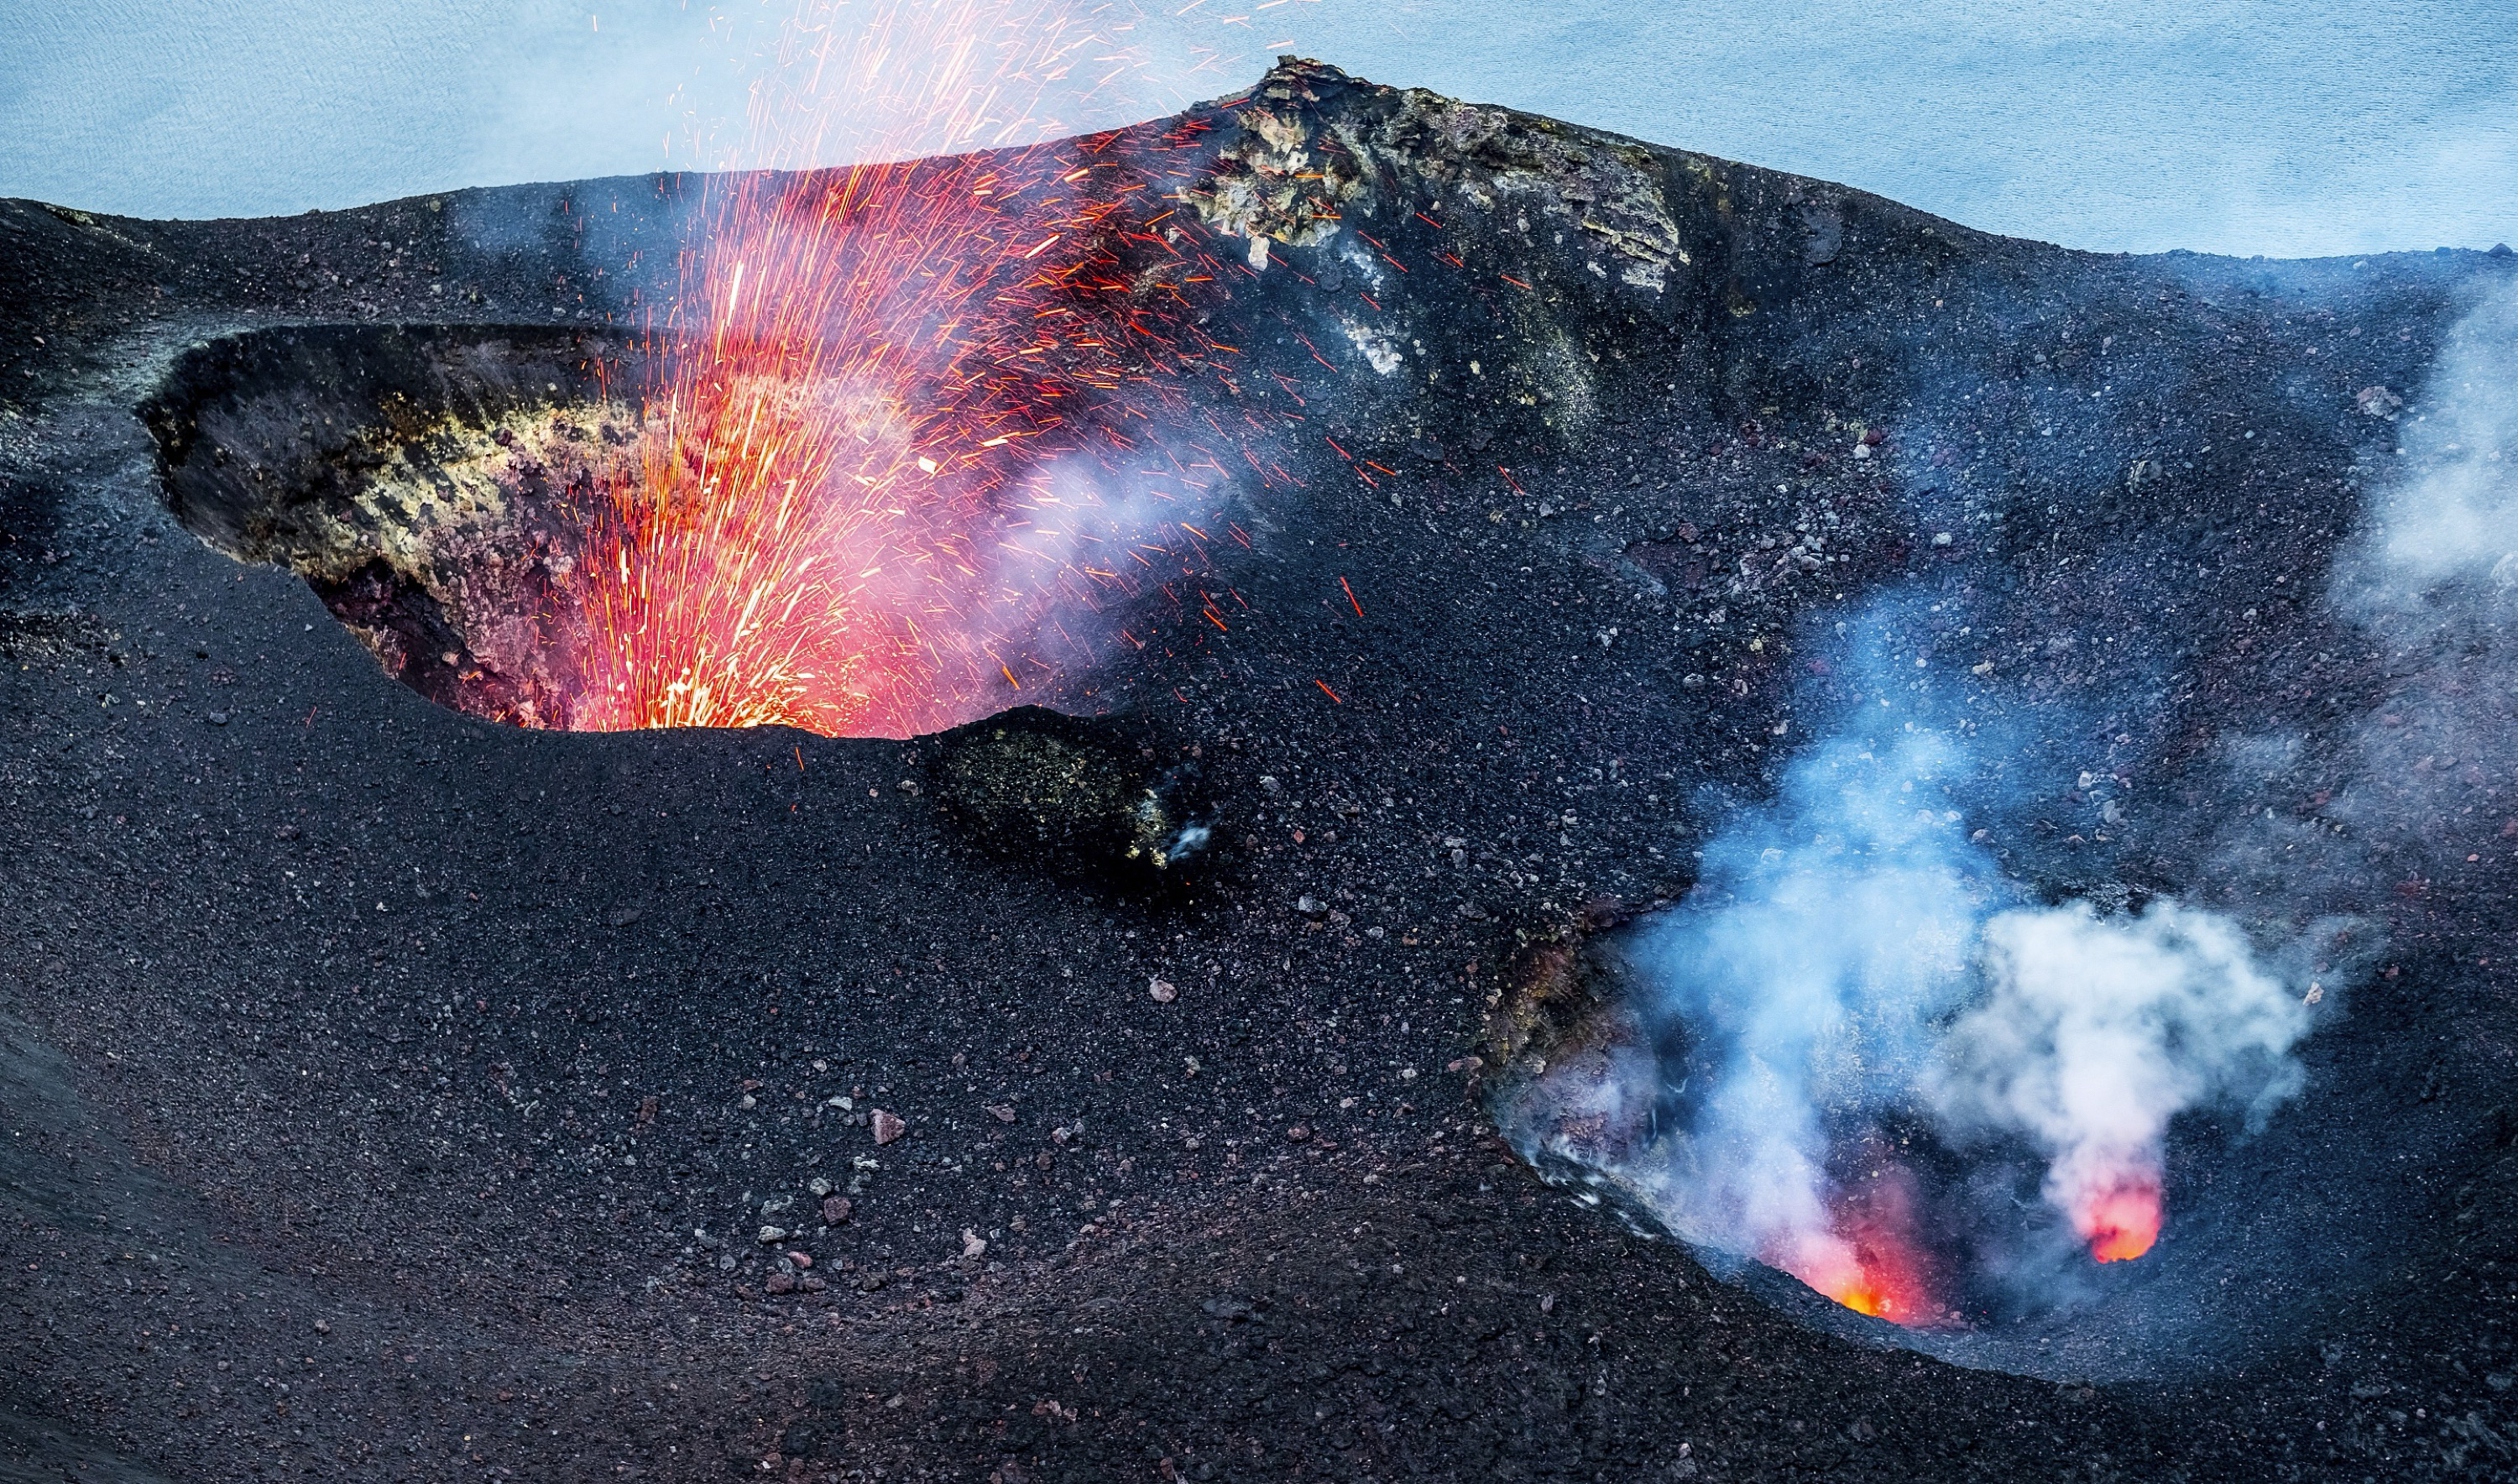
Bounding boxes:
[2,55,2515,1482]
[927,706,1214,880]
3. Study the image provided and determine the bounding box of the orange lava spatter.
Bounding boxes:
[1812,1239,1937,1327]
[2074,1173,2163,1262]
[553,1,1269,738]
[574,140,1246,737]
[1774,1173,1949,1329]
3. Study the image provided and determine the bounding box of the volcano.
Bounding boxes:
[4,58,2516,1481]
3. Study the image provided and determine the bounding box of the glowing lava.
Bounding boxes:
[2071,1168,2164,1262]
[575,144,1241,736]
[560,1,1264,737]
[1774,1172,1949,1328]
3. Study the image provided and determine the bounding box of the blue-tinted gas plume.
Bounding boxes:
[1499,604,2317,1325]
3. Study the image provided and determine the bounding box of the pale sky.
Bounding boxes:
[3,0,2513,256]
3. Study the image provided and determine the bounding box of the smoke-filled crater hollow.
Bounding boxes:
[1487,873,2364,1382]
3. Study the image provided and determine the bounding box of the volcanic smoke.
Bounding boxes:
[1930,900,2306,1267]
[1501,604,2318,1325]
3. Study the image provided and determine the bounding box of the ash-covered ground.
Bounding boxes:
[3,58,2517,1482]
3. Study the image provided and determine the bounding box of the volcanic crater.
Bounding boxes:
[4,55,2518,1482]
[145,322,645,728]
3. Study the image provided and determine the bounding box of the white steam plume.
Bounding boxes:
[2351,282,2518,602]
[2322,278,2518,885]
[1578,614,2317,1306]
[1927,902,2308,1259]
[1617,721,1982,1280]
